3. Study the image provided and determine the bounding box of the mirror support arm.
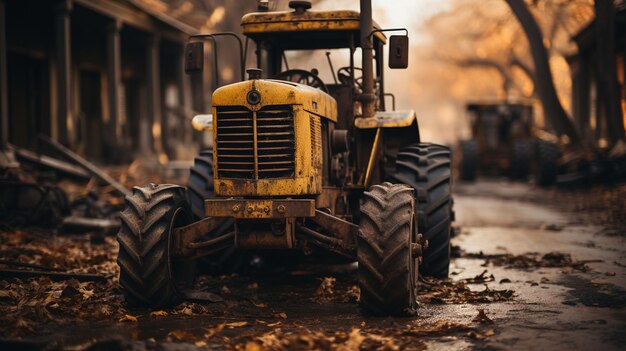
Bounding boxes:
[367,28,409,40]
[188,32,245,84]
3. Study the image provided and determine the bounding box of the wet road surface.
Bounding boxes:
[5,180,626,350]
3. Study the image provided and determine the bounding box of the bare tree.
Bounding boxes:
[594,0,625,144]
[505,0,581,145]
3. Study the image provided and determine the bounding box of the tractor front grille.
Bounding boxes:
[215,106,255,179]
[215,105,295,180]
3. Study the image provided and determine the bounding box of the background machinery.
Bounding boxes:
[457,101,560,185]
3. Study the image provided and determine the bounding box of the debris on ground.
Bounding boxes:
[419,275,514,304]
[313,277,336,302]
[462,251,599,272]
[0,229,123,337]
[472,309,494,324]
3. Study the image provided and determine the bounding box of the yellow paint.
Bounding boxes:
[363,128,381,188]
[354,110,417,129]
[213,80,337,121]
[241,10,387,44]
[211,79,335,197]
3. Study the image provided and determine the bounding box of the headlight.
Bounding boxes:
[247,90,261,105]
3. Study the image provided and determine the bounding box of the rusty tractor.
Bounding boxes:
[117,0,453,316]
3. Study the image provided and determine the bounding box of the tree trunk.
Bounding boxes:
[505,0,581,145]
[594,0,624,144]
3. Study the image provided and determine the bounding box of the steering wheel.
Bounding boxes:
[337,66,363,91]
[273,69,329,93]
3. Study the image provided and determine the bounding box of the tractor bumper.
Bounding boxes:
[204,198,315,219]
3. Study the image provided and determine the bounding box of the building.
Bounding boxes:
[568,4,626,148]
[0,0,214,163]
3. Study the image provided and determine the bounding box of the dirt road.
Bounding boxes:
[1,180,625,350]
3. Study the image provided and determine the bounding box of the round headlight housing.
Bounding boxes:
[247,90,261,105]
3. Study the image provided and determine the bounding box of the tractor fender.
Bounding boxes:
[354,110,421,145]
[354,110,417,129]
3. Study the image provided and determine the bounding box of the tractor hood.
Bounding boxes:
[212,79,337,122]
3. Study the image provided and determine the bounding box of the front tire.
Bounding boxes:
[535,140,559,186]
[116,184,194,307]
[358,183,418,316]
[509,140,532,180]
[390,143,452,278]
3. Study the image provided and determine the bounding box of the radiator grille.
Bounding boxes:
[215,105,295,180]
[215,106,255,179]
[256,105,295,179]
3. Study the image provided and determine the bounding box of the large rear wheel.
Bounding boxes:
[116,184,194,307]
[187,150,242,274]
[358,183,418,316]
[390,143,452,278]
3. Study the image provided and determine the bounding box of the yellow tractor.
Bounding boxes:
[117,0,453,316]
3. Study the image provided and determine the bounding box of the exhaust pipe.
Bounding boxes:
[360,0,376,118]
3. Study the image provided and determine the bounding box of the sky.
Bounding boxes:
[316,0,451,43]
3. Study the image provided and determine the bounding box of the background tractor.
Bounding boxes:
[457,101,560,185]
[116,0,453,316]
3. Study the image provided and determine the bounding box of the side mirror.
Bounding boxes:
[388,35,409,69]
[184,42,204,73]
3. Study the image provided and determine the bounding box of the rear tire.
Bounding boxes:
[188,150,216,219]
[390,143,452,278]
[509,140,532,180]
[459,139,478,181]
[116,184,194,308]
[535,140,559,186]
[358,183,417,316]
[187,150,242,274]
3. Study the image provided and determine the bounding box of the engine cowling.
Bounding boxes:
[211,79,337,197]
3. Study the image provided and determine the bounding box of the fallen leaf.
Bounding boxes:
[150,310,168,317]
[225,321,248,328]
[337,328,364,351]
[99,305,112,317]
[276,312,287,319]
[168,330,196,342]
[315,277,336,300]
[119,314,138,323]
[79,288,94,299]
[245,342,262,351]
[179,306,194,316]
[204,323,225,338]
[472,309,494,324]
[195,341,207,347]
[252,301,267,308]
